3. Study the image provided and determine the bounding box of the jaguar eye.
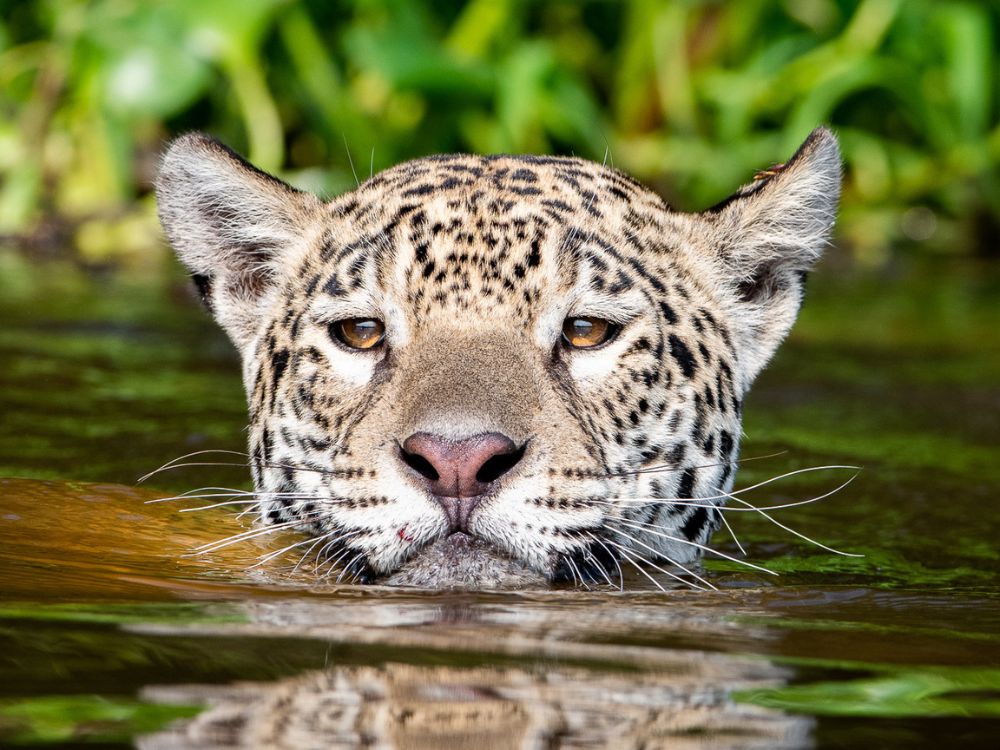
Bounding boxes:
[561,316,618,349]
[331,318,385,350]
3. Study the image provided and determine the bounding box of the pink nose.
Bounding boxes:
[400,432,524,530]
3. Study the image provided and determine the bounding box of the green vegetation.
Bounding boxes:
[737,662,1000,718]
[1,0,997,267]
[0,696,200,745]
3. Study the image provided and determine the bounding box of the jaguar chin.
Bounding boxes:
[155,127,841,590]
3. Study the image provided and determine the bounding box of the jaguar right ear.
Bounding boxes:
[155,133,321,348]
[701,127,842,389]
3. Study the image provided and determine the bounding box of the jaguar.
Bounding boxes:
[155,127,841,589]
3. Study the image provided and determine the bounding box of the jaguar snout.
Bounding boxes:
[399,431,527,532]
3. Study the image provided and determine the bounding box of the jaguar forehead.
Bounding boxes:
[310,158,638,322]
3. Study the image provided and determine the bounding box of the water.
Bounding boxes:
[1,253,998,748]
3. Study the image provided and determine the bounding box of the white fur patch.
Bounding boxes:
[566,334,634,382]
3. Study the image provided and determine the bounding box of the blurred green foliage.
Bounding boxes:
[0,0,997,267]
[0,696,201,745]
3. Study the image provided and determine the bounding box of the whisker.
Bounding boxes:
[179,500,260,512]
[320,545,359,580]
[560,550,581,588]
[154,490,330,514]
[726,493,863,558]
[189,519,310,556]
[587,534,625,591]
[293,534,340,574]
[336,551,366,584]
[143,459,356,482]
[141,461,335,481]
[236,504,261,521]
[610,527,717,590]
[175,484,252,495]
[723,470,860,513]
[600,450,789,480]
[602,470,859,567]
[303,538,341,576]
[599,465,861,510]
[603,541,668,593]
[248,534,326,570]
[249,529,361,570]
[616,519,776,576]
[142,446,350,485]
[605,537,706,591]
[581,545,615,588]
[140,461,262,480]
[567,555,590,590]
[145,487,257,504]
[150,492,330,513]
[139,450,251,483]
[717,510,747,556]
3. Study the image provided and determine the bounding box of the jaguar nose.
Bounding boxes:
[399,431,525,529]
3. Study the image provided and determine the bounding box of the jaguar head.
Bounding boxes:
[156,129,840,589]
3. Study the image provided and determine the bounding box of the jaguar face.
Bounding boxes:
[156,128,840,589]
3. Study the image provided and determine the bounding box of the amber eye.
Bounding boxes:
[331,318,385,350]
[561,316,618,349]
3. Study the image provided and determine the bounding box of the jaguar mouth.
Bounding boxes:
[382,532,545,590]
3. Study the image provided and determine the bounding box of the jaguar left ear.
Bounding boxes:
[704,127,842,388]
[156,133,321,349]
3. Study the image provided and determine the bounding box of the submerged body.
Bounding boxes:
[156,129,841,589]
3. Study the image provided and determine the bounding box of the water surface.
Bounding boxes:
[1,253,998,747]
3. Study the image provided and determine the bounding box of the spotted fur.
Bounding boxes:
[156,128,841,589]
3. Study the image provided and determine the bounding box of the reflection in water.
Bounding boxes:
[141,659,810,749]
[134,599,809,750]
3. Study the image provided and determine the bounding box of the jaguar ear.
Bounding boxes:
[155,133,321,348]
[704,127,841,389]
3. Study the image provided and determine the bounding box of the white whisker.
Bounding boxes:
[716,510,747,556]
[249,529,361,570]
[179,500,260,512]
[139,451,251,483]
[587,534,625,591]
[604,541,669,593]
[189,519,306,556]
[605,537,707,591]
[610,527,717,590]
[293,534,339,574]
[320,545,357,579]
[601,450,789,480]
[145,487,256,504]
[726,494,863,557]
[599,465,860,511]
[616,519,776,575]
[336,552,366,584]
[236,504,261,521]
[567,555,591,590]
[581,546,615,588]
